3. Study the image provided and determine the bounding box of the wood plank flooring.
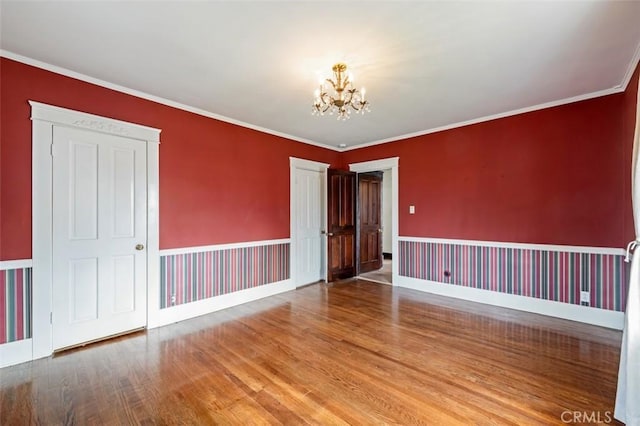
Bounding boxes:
[0,280,623,425]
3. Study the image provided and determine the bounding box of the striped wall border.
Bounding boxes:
[398,240,628,312]
[0,267,32,344]
[160,242,290,309]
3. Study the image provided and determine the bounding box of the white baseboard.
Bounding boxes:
[0,280,295,369]
[148,279,295,329]
[0,338,33,369]
[395,275,624,330]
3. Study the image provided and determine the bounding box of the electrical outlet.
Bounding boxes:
[171,294,176,305]
[580,291,590,304]
[409,205,415,214]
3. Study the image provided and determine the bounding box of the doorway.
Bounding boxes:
[31,101,160,360]
[350,158,399,286]
[357,172,383,274]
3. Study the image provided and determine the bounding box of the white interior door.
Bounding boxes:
[52,126,147,350]
[295,168,323,286]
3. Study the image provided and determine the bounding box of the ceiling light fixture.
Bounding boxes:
[312,63,370,120]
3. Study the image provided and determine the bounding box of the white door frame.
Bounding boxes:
[349,157,399,285]
[30,101,161,360]
[290,157,329,286]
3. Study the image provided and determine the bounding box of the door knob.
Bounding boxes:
[135,244,145,251]
[327,232,334,237]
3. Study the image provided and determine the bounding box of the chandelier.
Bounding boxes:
[312,63,370,120]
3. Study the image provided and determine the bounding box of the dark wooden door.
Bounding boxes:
[327,169,356,282]
[358,172,383,274]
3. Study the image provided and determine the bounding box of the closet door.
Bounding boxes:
[52,126,147,350]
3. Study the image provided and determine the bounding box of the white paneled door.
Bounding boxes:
[52,126,147,350]
[295,168,323,286]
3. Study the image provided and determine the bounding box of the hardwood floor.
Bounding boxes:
[1,280,623,425]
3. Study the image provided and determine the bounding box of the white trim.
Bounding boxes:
[621,41,640,91]
[349,157,399,173]
[0,259,32,270]
[32,108,55,360]
[349,158,399,286]
[4,50,635,153]
[3,51,334,151]
[29,101,160,142]
[146,140,161,333]
[148,279,294,329]
[289,157,331,172]
[0,339,33,369]
[159,239,291,256]
[395,275,624,330]
[290,157,330,286]
[398,236,625,256]
[30,101,161,361]
[341,88,625,151]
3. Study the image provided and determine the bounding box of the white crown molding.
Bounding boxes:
[4,49,636,153]
[1,50,337,152]
[620,40,640,91]
[343,87,625,151]
[158,238,291,256]
[0,259,33,270]
[398,236,626,256]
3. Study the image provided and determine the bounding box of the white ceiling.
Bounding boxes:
[2,1,640,150]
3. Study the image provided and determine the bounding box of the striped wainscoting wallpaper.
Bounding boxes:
[0,267,32,344]
[399,240,627,311]
[160,243,290,309]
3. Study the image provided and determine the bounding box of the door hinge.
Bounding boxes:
[50,312,53,324]
[50,143,54,157]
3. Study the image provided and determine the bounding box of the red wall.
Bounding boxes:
[342,63,639,248]
[0,58,339,260]
[1,57,638,260]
